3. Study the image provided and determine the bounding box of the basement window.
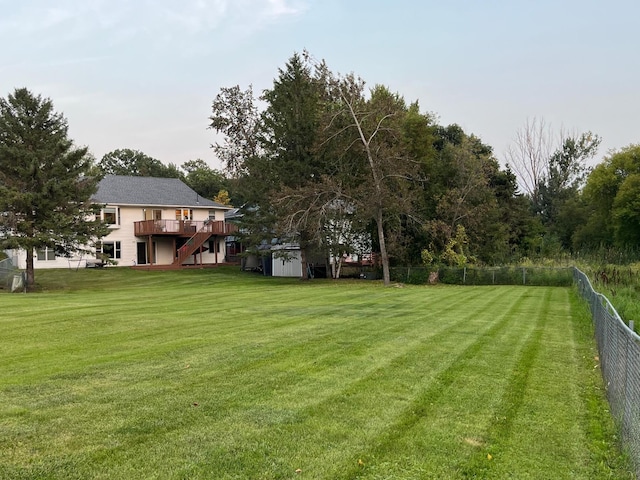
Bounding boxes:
[96,241,121,259]
[36,247,56,261]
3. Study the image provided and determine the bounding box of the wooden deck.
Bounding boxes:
[134,219,237,237]
[132,220,238,269]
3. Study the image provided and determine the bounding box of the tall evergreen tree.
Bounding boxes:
[255,53,331,276]
[0,88,109,288]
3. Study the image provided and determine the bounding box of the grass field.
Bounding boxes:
[0,267,634,479]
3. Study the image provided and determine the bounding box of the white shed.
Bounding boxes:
[271,245,302,277]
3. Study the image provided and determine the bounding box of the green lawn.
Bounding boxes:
[0,268,634,479]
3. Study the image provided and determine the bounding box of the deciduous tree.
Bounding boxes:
[504,117,556,197]
[98,148,181,178]
[577,144,640,248]
[320,73,424,285]
[209,85,262,178]
[209,84,272,256]
[506,118,601,252]
[181,159,230,201]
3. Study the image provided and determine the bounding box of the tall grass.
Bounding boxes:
[0,268,633,479]
[582,263,640,333]
[389,266,573,286]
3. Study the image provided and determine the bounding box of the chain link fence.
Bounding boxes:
[0,257,26,292]
[387,265,638,472]
[574,267,640,477]
[388,266,573,286]
[0,257,17,290]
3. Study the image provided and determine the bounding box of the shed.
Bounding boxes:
[271,244,302,277]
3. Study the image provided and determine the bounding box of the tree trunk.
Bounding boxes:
[335,256,343,279]
[26,248,35,289]
[376,207,391,286]
[300,246,308,280]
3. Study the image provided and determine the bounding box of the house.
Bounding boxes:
[6,175,237,269]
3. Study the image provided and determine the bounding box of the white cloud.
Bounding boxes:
[265,0,303,17]
[0,1,306,43]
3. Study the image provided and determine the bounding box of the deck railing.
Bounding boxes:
[134,219,237,236]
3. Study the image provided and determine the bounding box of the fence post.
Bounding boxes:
[463,267,467,284]
[522,267,526,285]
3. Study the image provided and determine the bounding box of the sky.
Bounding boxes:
[1,0,639,173]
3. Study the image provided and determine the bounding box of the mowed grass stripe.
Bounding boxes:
[0,283,476,384]
[455,287,554,478]
[82,286,523,479]
[171,287,524,477]
[485,289,635,480]
[0,269,633,479]
[1,284,504,478]
[329,286,540,479]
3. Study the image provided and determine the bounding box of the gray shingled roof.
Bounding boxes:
[92,175,229,208]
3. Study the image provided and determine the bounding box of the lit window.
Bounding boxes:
[175,209,193,220]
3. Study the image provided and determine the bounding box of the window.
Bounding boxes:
[96,241,121,259]
[208,240,220,253]
[36,247,56,261]
[103,207,120,225]
[144,208,163,220]
[175,209,193,220]
[226,241,241,256]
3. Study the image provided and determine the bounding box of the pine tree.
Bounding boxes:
[0,88,109,288]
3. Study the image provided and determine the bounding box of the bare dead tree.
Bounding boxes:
[504,117,557,196]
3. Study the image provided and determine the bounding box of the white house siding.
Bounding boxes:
[112,205,226,267]
[6,249,90,270]
[104,205,139,266]
[7,204,230,270]
[152,237,175,266]
[182,237,226,265]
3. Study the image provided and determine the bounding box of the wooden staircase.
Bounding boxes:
[173,223,214,266]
